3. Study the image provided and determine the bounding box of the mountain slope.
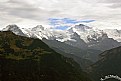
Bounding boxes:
[88,46,121,81]
[2,25,26,36]
[1,24,121,63]
[67,24,121,51]
[49,47,94,69]
[42,39,101,62]
[0,31,92,81]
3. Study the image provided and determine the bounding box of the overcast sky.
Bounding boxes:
[0,0,121,29]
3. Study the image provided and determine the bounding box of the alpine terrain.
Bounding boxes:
[0,31,92,81]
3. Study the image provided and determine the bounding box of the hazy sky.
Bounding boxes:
[0,0,121,29]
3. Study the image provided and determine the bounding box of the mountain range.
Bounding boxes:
[2,24,121,51]
[0,31,92,81]
[1,24,121,81]
[2,24,121,63]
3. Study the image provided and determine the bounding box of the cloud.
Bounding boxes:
[49,18,82,25]
[80,20,95,23]
[48,18,95,30]
[48,18,74,29]
[97,0,121,9]
[98,0,121,3]
[108,3,121,9]
[0,0,60,21]
[55,26,69,30]
[0,0,121,29]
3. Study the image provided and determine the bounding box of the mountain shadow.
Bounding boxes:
[88,46,121,81]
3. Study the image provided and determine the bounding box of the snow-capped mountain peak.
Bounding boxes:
[31,25,45,31]
[67,24,108,43]
[74,24,91,30]
[2,24,25,36]
[68,24,91,33]
[2,24,121,51]
[103,29,121,42]
[2,24,19,31]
